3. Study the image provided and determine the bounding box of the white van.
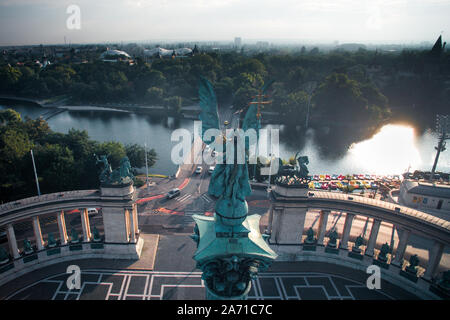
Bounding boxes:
[87,208,98,216]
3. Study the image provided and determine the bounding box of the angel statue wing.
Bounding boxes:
[198,76,220,145]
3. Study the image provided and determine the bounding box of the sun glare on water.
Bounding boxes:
[348,124,422,174]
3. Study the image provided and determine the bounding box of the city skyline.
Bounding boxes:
[0,0,449,46]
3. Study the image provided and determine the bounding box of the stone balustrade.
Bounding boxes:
[268,184,450,300]
[0,182,143,286]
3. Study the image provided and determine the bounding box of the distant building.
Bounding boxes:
[143,47,193,59]
[337,43,367,52]
[234,37,242,48]
[99,49,132,63]
[399,179,450,215]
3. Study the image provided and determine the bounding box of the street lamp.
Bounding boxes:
[30,149,41,196]
[431,114,449,176]
[145,142,149,189]
[304,81,317,129]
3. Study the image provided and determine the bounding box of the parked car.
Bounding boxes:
[325,175,331,181]
[87,208,98,216]
[329,182,337,190]
[313,175,319,181]
[331,174,338,180]
[208,166,215,174]
[195,166,203,174]
[166,188,181,199]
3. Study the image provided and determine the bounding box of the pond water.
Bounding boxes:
[1,104,448,176]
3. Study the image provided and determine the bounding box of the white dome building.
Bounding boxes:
[143,47,193,58]
[100,49,132,62]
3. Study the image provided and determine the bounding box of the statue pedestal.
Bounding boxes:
[192,214,277,300]
[373,258,389,270]
[348,251,363,260]
[400,269,418,283]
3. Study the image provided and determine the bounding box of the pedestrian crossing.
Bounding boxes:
[200,194,213,203]
[175,194,192,203]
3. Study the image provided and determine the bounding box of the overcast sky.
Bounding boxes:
[0,0,449,46]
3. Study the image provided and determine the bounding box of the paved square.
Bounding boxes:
[6,270,394,300]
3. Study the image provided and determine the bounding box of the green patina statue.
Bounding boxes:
[305,227,316,244]
[47,233,56,248]
[0,247,9,264]
[95,155,133,185]
[327,229,338,248]
[70,228,80,243]
[378,243,390,262]
[352,235,364,253]
[92,226,102,242]
[406,254,420,273]
[95,155,112,183]
[191,77,277,300]
[275,153,310,186]
[23,238,33,254]
[295,153,309,178]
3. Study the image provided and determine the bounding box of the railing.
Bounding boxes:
[0,190,99,214]
[270,185,450,299]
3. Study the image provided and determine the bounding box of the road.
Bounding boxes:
[1,103,448,272]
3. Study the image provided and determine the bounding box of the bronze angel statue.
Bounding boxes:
[198,76,273,227]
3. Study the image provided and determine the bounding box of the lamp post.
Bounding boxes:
[267,153,273,193]
[431,114,449,177]
[304,81,317,129]
[144,143,149,189]
[30,149,41,196]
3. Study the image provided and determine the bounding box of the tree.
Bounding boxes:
[0,65,22,92]
[125,144,157,168]
[96,141,126,168]
[313,73,367,121]
[145,87,164,105]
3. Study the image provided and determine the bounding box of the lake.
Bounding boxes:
[1,104,449,176]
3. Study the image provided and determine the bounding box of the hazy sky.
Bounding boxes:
[0,0,449,46]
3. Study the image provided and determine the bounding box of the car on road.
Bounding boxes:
[195,166,203,174]
[166,188,181,199]
[208,166,215,174]
[87,208,99,216]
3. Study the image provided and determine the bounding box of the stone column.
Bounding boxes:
[424,241,445,280]
[392,228,411,266]
[339,213,355,250]
[128,209,136,243]
[132,204,139,235]
[57,210,68,245]
[32,216,44,251]
[317,210,330,245]
[6,224,20,259]
[80,209,91,242]
[125,209,131,242]
[272,207,307,245]
[365,219,381,257]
